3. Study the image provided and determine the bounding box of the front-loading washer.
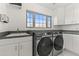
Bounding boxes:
[53,31,64,56]
[33,31,53,56]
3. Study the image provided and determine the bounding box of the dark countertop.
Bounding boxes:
[0,30,79,39]
[0,31,32,39]
[27,30,79,35]
[61,30,79,35]
[0,35,32,39]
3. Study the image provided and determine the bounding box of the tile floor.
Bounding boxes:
[58,49,79,56]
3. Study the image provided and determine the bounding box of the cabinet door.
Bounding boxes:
[53,9,58,25]
[73,4,79,24]
[63,34,73,51]
[65,5,74,24]
[53,7,65,25]
[21,40,32,56]
[0,44,18,56]
[73,35,79,54]
[57,7,65,25]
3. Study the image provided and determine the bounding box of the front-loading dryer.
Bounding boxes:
[53,31,64,56]
[33,31,53,56]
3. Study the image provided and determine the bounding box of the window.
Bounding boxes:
[26,11,52,28]
[27,12,33,27]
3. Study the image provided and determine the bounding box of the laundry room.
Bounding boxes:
[0,0,79,57]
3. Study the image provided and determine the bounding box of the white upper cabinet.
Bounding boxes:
[57,7,65,25]
[64,4,74,24]
[53,7,65,25]
[53,4,79,25]
[53,9,58,25]
[66,4,79,24]
[64,4,79,25]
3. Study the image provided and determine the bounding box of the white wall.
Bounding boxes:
[0,4,8,32]
[1,3,53,32]
[6,4,23,31]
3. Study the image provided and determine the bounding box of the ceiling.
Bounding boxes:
[37,3,71,10]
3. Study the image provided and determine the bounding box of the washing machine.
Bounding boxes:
[33,31,53,56]
[53,31,64,56]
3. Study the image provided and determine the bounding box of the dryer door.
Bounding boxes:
[37,37,53,56]
[54,35,63,50]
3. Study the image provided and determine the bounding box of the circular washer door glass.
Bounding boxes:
[37,37,53,56]
[54,35,63,50]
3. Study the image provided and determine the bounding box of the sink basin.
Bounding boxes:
[6,33,30,37]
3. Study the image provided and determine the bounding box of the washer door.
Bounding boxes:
[37,37,53,56]
[54,35,63,50]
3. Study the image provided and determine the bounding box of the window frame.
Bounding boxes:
[26,10,52,28]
